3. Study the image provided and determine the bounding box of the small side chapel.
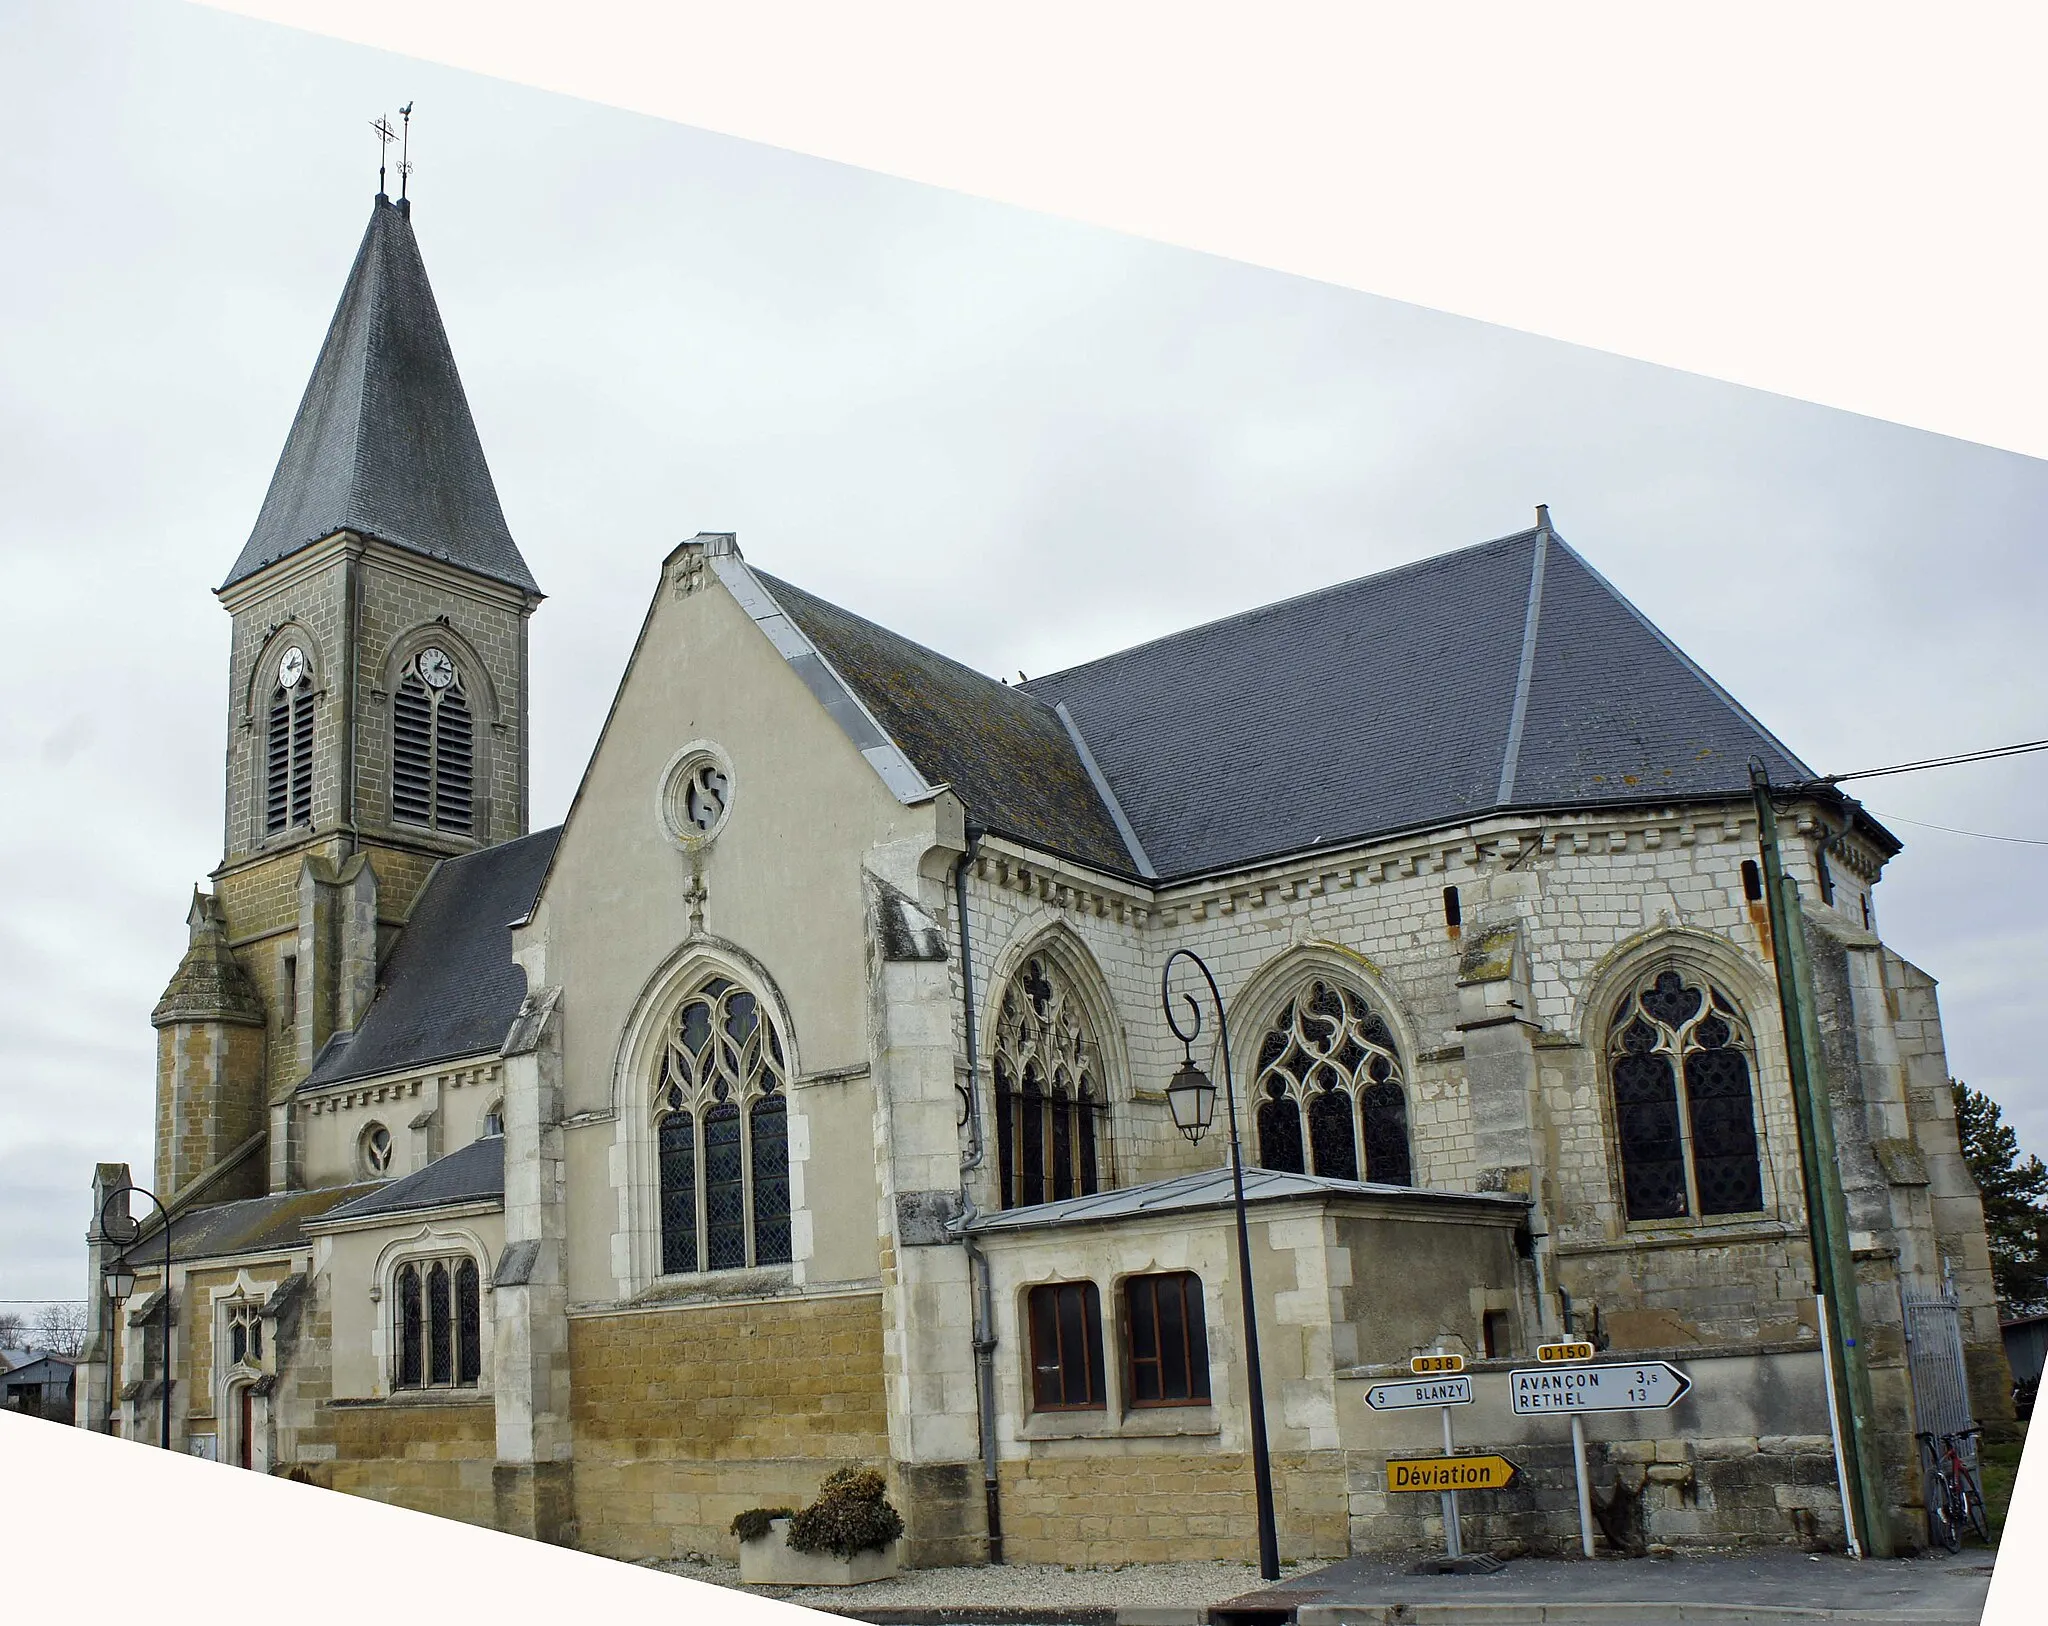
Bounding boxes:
[77,189,2011,1565]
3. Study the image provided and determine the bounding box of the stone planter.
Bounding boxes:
[738,1518,903,1587]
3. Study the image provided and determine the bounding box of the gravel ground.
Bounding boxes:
[650,1554,1303,1613]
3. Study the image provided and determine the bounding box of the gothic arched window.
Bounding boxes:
[1253,978,1412,1185]
[264,676,315,834]
[393,1253,483,1390]
[1609,968,1765,1221]
[654,976,792,1273]
[392,646,474,834]
[993,954,1110,1209]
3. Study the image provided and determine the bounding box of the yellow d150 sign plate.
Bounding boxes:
[1536,1341,1596,1363]
[1387,1454,1522,1492]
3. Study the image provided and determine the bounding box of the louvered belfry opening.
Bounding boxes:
[265,684,316,834]
[391,652,474,834]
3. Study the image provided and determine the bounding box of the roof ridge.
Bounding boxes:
[1022,524,1542,691]
[1495,529,1549,804]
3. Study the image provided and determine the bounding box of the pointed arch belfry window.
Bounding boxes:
[1253,978,1412,1185]
[653,976,792,1273]
[391,646,473,834]
[1609,968,1764,1221]
[264,679,315,834]
[992,953,1111,1209]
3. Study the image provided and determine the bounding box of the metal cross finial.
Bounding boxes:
[397,102,414,201]
[370,112,398,196]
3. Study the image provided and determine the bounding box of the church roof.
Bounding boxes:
[756,572,1138,875]
[317,1136,505,1226]
[304,827,560,1090]
[221,195,539,596]
[752,517,1827,883]
[112,1183,377,1269]
[1020,518,1819,880]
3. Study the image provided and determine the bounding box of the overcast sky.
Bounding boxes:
[3,0,2043,1305]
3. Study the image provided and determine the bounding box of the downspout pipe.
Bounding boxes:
[952,822,1003,1563]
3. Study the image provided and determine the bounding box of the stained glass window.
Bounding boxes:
[1609,970,1764,1221]
[392,1253,483,1391]
[1253,979,1410,1184]
[653,975,793,1274]
[992,955,1111,1208]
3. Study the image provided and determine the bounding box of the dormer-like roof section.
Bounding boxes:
[222,195,539,596]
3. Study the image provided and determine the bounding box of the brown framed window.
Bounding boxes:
[1125,1272,1211,1406]
[1027,1281,1106,1410]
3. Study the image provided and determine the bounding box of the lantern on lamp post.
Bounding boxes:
[100,1183,172,1452]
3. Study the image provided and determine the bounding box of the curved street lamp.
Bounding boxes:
[99,1183,172,1451]
[1161,948,1280,1582]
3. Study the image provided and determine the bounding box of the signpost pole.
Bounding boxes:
[1570,1414,1595,1558]
[1440,1403,1464,1560]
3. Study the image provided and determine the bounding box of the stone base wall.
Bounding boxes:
[997,1450,1350,1566]
[318,1399,499,1527]
[567,1292,890,1561]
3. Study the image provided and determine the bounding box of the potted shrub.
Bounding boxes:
[734,1467,906,1586]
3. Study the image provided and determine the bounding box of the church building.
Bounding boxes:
[75,189,2012,1566]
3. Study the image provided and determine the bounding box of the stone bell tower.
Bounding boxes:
[152,189,543,1202]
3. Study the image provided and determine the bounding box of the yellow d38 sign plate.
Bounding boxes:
[1536,1341,1596,1363]
[1387,1454,1522,1493]
[1410,1353,1466,1375]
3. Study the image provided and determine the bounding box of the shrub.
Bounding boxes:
[730,1507,795,1544]
[785,1466,905,1559]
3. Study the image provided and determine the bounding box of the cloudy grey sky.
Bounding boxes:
[3,0,2043,1303]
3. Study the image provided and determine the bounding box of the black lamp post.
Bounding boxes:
[1161,948,1281,1582]
[99,1183,172,1452]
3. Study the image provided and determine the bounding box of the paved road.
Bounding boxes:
[1205,1549,1996,1625]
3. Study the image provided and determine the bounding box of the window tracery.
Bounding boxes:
[391,647,474,834]
[224,1302,263,1370]
[393,1254,482,1389]
[992,954,1109,1209]
[654,976,792,1273]
[360,1122,393,1177]
[1609,968,1765,1221]
[1252,978,1411,1185]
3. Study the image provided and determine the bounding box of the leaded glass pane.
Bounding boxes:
[230,1321,246,1366]
[454,1258,481,1385]
[750,1094,792,1265]
[398,1264,422,1388]
[994,1059,1017,1208]
[1050,1085,1074,1202]
[1687,1047,1763,1214]
[1307,1085,1358,1180]
[1614,1050,1686,1218]
[659,1110,698,1274]
[1019,1069,1045,1204]
[1077,1083,1099,1197]
[704,1102,746,1270]
[1258,1091,1306,1173]
[1362,1080,1412,1185]
[428,1262,452,1386]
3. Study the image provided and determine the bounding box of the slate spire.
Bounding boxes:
[222,195,539,595]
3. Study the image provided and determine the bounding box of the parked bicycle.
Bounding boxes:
[1917,1426,1990,1551]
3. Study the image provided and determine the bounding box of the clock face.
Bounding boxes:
[418,647,456,690]
[277,646,307,690]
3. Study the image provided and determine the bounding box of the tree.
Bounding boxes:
[0,1309,26,1350]
[1953,1080,2048,1316]
[29,1302,87,1359]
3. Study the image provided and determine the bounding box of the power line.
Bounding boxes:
[1820,736,2048,785]
[1868,809,2048,848]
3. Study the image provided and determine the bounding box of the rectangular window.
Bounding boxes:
[1125,1272,1211,1406]
[1027,1282,1106,1411]
[281,956,297,1030]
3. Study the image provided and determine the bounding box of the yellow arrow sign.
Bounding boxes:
[1387,1454,1522,1493]
[1410,1353,1466,1375]
[1537,1341,1596,1363]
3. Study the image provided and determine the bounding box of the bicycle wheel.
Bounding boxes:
[1958,1468,1991,1544]
[1927,1466,1960,1552]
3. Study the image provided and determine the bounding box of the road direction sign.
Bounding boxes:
[1509,1359,1693,1415]
[1411,1353,1465,1375]
[1365,1375,1473,1411]
[1536,1340,1596,1363]
[1388,1454,1522,1492]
